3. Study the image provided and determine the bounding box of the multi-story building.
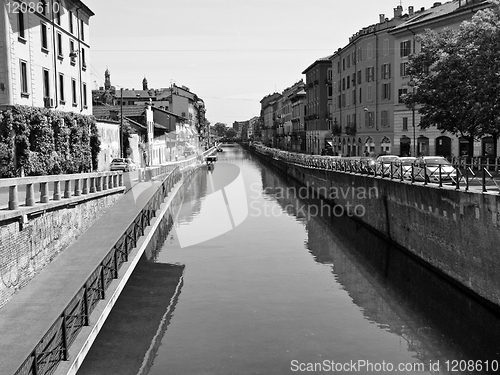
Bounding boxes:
[330,7,406,157]
[247,116,259,140]
[260,92,281,146]
[289,83,306,152]
[302,56,333,154]
[0,0,94,114]
[390,0,493,158]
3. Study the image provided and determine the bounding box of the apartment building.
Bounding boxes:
[260,92,281,146]
[330,7,406,157]
[390,0,493,157]
[302,56,333,155]
[0,0,94,114]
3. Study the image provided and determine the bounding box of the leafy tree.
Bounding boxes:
[225,127,237,139]
[404,2,500,156]
[213,122,227,137]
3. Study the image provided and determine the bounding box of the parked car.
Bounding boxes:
[413,156,457,182]
[110,158,137,172]
[397,156,417,179]
[375,155,400,176]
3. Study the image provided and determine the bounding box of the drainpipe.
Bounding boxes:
[76,6,83,112]
[50,0,58,108]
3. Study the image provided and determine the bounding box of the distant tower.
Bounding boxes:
[142,77,148,90]
[104,68,111,90]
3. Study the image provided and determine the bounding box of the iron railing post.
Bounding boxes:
[32,349,39,375]
[439,165,443,188]
[482,165,487,193]
[61,313,69,361]
[83,284,89,326]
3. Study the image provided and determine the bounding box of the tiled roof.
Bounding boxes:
[390,1,482,32]
[92,105,146,119]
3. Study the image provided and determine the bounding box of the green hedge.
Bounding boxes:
[0,105,100,177]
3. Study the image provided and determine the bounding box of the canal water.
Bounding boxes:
[78,145,500,375]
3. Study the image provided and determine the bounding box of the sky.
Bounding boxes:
[84,0,444,125]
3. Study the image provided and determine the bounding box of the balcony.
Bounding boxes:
[345,124,356,136]
[332,124,342,136]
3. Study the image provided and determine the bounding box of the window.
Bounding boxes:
[400,40,411,57]
[18,10,25,39]
[20,60,28,95]
[80,19,85,41]
[383,39,389,56]
[337,61,341,73]
[352,89,356,105]
[365,66,374,82]
[43,69,50,98]
[81,48,86,69]
[69,11,74,34]
[72,78,77,105]
[82,82,87,107]
[341,94,345,107]
[398,88,408,103]
[382,83,391,100]
[70,40,76,65]
[357,70,361,85]
[59,73,65,103]
[342,58,345,71]
[342,78,345,91]
[352,73,356,86]
[328,85,333,97]
[357,47,362,62]
[401,62,409,77]
[365,111,374,128]
[41,23,48,51]
[347,77,350,89]
[359,87,362,103]
[367,43,373,59]
[367,85,373,102]
[57,33,63,58]
[382,63,391,79]
[403,117,408,131]
[381,110,389,127]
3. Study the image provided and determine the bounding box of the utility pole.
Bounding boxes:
[120,88,123,158]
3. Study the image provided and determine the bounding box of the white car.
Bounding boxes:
[413,156,457,182]
[375,155,400,176]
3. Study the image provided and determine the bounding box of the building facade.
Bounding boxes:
[0,0,94,114]
[390,0,494,158]
[302,56,333,155]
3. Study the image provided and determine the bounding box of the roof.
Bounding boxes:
[92,105,146,119]
[150,105,183,119]
[390,0,490,33]
[302,55,334,74]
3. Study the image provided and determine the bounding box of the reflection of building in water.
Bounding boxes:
[77,258,185,375]
[261,164,500,366]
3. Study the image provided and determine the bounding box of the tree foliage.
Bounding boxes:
[404,3,500,155]
[225,127,237,139]
[213,122,227,137]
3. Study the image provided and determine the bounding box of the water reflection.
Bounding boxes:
[258,154,500,373]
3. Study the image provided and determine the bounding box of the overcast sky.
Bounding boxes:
[85,0,444,125]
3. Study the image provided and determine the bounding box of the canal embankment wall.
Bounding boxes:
[0,173,125,308]
[251,148,500,309]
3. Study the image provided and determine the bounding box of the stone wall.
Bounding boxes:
[0,194,122,307]
[262,154,500,308]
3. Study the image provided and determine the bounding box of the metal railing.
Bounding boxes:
[254,145,500,193]
[14,167,182,375]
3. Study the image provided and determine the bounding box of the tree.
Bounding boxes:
[404,2,500,157]
[225,127,237,139]
[213,122,227,137]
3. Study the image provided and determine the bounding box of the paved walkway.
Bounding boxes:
[0,171,170,375]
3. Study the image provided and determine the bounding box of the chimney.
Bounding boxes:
[409,6,414,15]
[432,2,442,7]
[421,7,425,11]
[379,14,385,23]
[394,5,403,18]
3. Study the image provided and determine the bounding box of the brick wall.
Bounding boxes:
[0,194,121,307]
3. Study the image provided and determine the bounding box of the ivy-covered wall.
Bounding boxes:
[0,105,101,177]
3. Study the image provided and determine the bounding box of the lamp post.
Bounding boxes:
[412,104,416,157]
